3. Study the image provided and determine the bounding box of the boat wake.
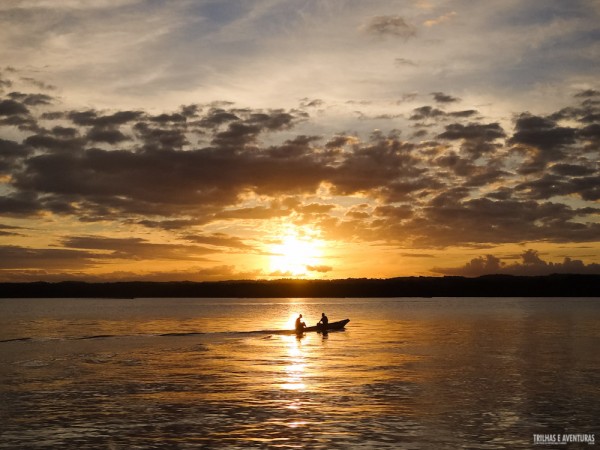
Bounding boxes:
[0,319,349,343]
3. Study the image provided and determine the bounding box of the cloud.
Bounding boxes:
[0,138,31,173]
[433,249,600,276]
[409,105,479,124]
[8,92,53,106]
[306,264,333,273]
[423,11,457,27]
[357,194,600,249]
[431,92,459,103]
[515,173,600,202]
[0,223,26,237]
[87,127,130,144]
[0,245,104,270]
[437,122,505,158]
[394,58,417,67]
[509,113,578,173]
[61,236,214,261]
[0,99,29,116]
[183,233,257,252]
[511,114,577,151]
[0,265,263,283]
[410,106,446,120]
[0,75,598,280]
[0,191,41,216]
[437,122,505,141]
[68,110,144,127]
[0,2,598,283]
[363,15,416,39]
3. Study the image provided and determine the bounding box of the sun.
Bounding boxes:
[269,231,324,277]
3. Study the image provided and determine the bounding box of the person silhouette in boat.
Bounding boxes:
[318,312,329,330]
[295,314,306,333]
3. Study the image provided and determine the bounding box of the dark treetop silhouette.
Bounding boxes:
[1,274,599,298]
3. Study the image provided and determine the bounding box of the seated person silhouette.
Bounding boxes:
[295,314,306,333]
[318,312,329,330]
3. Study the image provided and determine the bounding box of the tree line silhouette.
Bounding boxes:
[1,274,598,298]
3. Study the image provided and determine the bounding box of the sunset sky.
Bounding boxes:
[1,0,599,282]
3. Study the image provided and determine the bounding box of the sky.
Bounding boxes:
[0,0,599,282]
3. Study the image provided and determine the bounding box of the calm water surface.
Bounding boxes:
[0,297,599,449]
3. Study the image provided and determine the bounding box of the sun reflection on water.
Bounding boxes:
[281,335,307,391]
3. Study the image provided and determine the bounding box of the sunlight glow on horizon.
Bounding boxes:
[268,228,326,277]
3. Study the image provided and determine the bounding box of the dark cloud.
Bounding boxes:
[550,93,600,124]
[363,195,600,249]
[0,138,31,173]
[40,111,66,120]
[409,106,479,123]
[180,104,201,118]
[0,192,41,216]
[211,122,262,148]
[432,92,459,103]
[24,134,86,153]
[51,126,79,139]
[437,122,505,141]
[246,111,296,130]
[0,83,598,267]
[575,89,600,98]
[183,233,256,251]
[578,123,600,144]
[550,163,595,177]
[61,236,213,261]
[69,110,144,127]
[87,127,130,144]
[433,249,600,276]
[448,110,478,118]
[133,218,210,230]
[510,114,576,151]
[382,175,444,203]
[151,113,187,124]
[0,245,103,270]
[509,113,579,173]
[568,176,600,201]
[409,106,446,120]
[196,109,240,128]
[0,223,26,237]
[437,122,505,158]
[134,123,188,150]
[515,172,600,201]
[329,134,423,196]
[363,15,416,39]
[68,110,98,126]
[0,99,29,116]
[8,92,53,106]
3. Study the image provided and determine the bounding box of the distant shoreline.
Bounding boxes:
[1,274,599,298]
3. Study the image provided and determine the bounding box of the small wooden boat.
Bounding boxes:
[297,319,350,334]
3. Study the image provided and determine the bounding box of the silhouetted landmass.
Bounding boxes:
[0,274,599,298]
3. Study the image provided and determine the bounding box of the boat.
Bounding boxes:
[297,318,350,334]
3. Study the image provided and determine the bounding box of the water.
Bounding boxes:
[0,297,599,449]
